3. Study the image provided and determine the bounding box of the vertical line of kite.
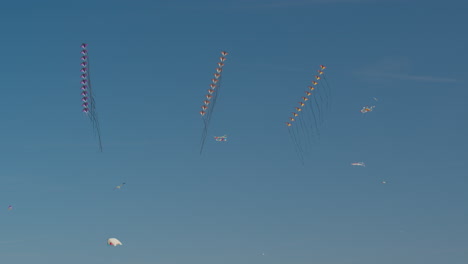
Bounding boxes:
[80,43,103,152]
[285,65,330,163]
[199,51,228,154]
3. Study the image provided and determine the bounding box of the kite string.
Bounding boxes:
[84,53,103,152]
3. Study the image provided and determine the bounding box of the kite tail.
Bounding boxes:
[322,74,333,113]
[306,102,320,140]
[312,93,323,125]
[318,81,329,118]
[85,56,103,152]
[200,117,209,155]
[298,114,312,155]
[292,119,306,159]
[288,126,304,165]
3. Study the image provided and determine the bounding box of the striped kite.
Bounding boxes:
[80,43,103,151]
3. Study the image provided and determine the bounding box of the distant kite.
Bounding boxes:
[107,238,123,246]
[286,65,332,163]
[114,183,126,190]
[360,105,375,113]
[361,96,378,113]
[80,43,103,151]
[351,162,365,167]
[214,135,227,142]
[199,51,229,154]
[7,205,12,210]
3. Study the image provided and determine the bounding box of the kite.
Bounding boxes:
[199,51,229,154]
[114,183,126,190]
[351,162,365,167]
[7,205,12,210]
[360,105,375,113]
[107,238,123,246]
[214,135,227,141]
[286,65,332,163]
[361,97,379,113]
[80,43,103,151]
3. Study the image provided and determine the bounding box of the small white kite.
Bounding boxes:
[351,162,365,167]
[107,238,123,246]
[360,106,375,113]
[114,182,126,190]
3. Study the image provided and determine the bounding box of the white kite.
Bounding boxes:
[351,162,365,167]
[360,106,375,113]
[107,238,123,246]
[114,182,126,190]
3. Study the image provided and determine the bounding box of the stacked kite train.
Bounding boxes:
[199,51,228,154]
[80,43,103,151]
[286,65,331,163]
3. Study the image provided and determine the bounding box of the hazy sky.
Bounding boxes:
[0,0,467,263]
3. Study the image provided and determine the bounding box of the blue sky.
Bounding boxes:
[0,0,467,263]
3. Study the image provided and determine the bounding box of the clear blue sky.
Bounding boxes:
[0,0,467,263]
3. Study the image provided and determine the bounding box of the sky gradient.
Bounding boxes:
[0,0,467,263]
